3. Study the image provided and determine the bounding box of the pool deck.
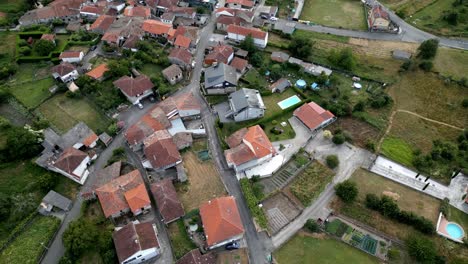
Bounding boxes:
[436,212,465,243]
[277,95,301,110]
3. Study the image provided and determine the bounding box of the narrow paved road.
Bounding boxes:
[41,104,157,264]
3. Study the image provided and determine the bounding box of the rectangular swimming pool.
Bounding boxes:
[277,95,301,109]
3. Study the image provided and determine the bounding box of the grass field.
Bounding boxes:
[140,63,164,80]
[0,32,16,64]
[0,215,60,264]
[0,0,27,13]
[381,137,415,167]
[350,169,441,221]
[7,78,53,109]
[380,0,434,16]
[167,220,196,259]
[289,161,334,206]
[37,93,109,133]
[177,148,226,211]
[300,0,367,30]
[433,48,468,80]
[274,232,379,264]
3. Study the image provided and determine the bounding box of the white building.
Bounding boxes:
[226,24,268,48]
[59,51,84,63]
[113,222,160,264]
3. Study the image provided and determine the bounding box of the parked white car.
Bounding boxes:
[269,17,278,21]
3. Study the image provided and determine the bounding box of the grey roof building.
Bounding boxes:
[392,50,412,61]
[38,190,72,215]
[270,78,291,93]
[42,122,99,151]
[204,63,238,94]
[271,51,290,63]
[225,88,265,122]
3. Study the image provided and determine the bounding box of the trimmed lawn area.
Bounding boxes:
[0,215,60,264]
[241,68,269,89]
[176,144,227,211]
[37,93,110,133]
[140,63,164,80]
[7,78,53,109]
[274,232,379,264]
[300,0,367,30]
[167,220,196,259]
[349,169,441,222]
[0,31,16,64]
[0,0,27,13]
[433,48,468,81]
[448,206,468,233]
[381,137,414,167]
[289,161,334,206]
[380,0,434,17]
[263,118,296,141]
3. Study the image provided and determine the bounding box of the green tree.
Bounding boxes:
[37,173,58,191]
[418,39,439,59]
[0,193,11,221]
[5,127,41,161]
[304,219,320,233]
[63,219,98,259]
[106,59,131,78]
[326,155,339,169]
[332,133,345,145]
[406,235,437,263]
[288,35,314,58]
[419,60,433,71]
[0,87,10,103]
[34,39,55,56]
[335,180,358,203]
[329,48,356,70]
[250,52,264,68]
[240,34,257,54]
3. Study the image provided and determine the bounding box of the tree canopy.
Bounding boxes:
[240,35,257,54]
[288,35,314,58]
[418,39,439,59]
[335,180,358,203]
[63,219,98,259]
[34,39,55,56]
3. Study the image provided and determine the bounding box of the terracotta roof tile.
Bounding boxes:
[113,222,159,263]
[86,64,108,79]
[229,57,248,72]
[89,15,115,31]
[59,51,82,59]
[226,0,254,7]
[204,45,233,65]
[226,25,267,39]
[199,196,244,247]
[142,19,172,35]
[243,125,275,159]
[51,62,76,76]
[162,64,183,79]
[143,130,181,169]
[82,132,98,147]
[113,74,154,97]
[176,249,216,264]
[53,147,87,177]
[173,92,200,111]
[293,102,335,130]
[150,179,185,224]
[41,34,55,41]
[225,127,247,148]
[169,48,192,65]
[81,5,105,15]
[174,35,191,49]
[216,15,244,26]
[124,5,151,18]
[125,106,170,145]
[124,184,151,214]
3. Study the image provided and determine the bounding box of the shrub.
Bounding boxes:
[326,155,339,169]
[19,46,31,55]
[107,123,118,136]
[335,180,358,203]
[365,193,380,210]
[418,39,439,60]
[419,60,433,71]
[239,179,268,229]
[365,140,376,152]
[34,39,55,56]
[406,235,437,263]
[353,101,365,112]
[440,198,450,217]
[462,99,468,108]
[304,219,320,233]
[332,133,345,145]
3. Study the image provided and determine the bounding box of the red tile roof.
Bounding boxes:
[150,179,185,224]
[143,130,181,169]
[89,15,115,31]
[41,34,55,42]
[54,147,88,177]
[216,15,244,26]
[204,45,233,65]
[225,127,247,148]
[81,5,105,15]
[199,196,244,247]
[124,5,151,18]
[243,125,275,159]
[156,0,179,9]
[293,102,335,130]
[174,35,191,49]
[59,51,82,59]
[51,62,76,76]
[176,249,216,264]
[124,184,151,214]
[226,0,254,7]
[86,64,108,80]
[113,75,154,97]
[82,132,98,147]
[229,57,248,72]
[169,48,192,65]
[95,170,146,218]
[371,5,389,20]
[125,106,171,145]
[142,19,173,35]
[227,25,267,39]
[173,92,200,112]
[113,222,159,264]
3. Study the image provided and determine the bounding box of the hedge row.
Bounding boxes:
[0,212,38,253]
[239,179,268,229]
[67,36,100,46]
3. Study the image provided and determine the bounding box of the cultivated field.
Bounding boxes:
[433,48,468,80]
[380,0,434,16]
[300,0,367,30]
[328,117,382,148]
[177,149,226,211]
[37,93,109,133]
[274,232,379,264]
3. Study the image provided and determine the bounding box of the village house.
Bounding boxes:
[257,5,278,18]
[59,51,84,63]
[225,88,265,122]
[40,34,56,45]
[18,0,86,26]
[169,47,193,70]
[204,44,234,66]
[122,34,142,52]
[142,19,174,38]
[80,4,105,19]
[224,125,276,174]
[101,17,145,47]
[226,25,268,48]
[174,35,192,49]
[89,15,115,35]
[229,57,248,73]
[173,132,193,150]
[215,8,254,31]
[95,169,151,219]
[160,12,176,24]
[150,179,185,224]
[113,221,160,264]
[162,64,184,85]
[85,63,108,81]
[124,5,151,19]
[226,0,254,10]
[176,249,216,264]
[269,78,291,93]
[143,130,182,171]
[38,190,72,216]
[162,91,202,119]
[170,26,200,49]
[113,74,154,104]
[199,196,245,249]
[204,63,238,94]
[293,101,336,132]
[368,5,391,32]
[153,0,180,14]
[38,147,91,185]
[51,62,79,83]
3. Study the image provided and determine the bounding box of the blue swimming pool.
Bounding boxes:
[277,95,301,109]
[446,223,464,239]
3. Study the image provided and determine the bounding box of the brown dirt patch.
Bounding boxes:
[328,117,382,148]
[299,230,327,239]
[176,151,227,211]
[348,38,418,59]
[382,191,400,201]
[216,248,249,264]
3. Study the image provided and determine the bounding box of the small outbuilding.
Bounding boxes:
[269,78,291,93]
[38,190,72,215]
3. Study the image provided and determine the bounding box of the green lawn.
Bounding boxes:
[7,78,53,109]
[381,137,414,167]
[293,30,350,43]
[241,69,269,89]
[0,215,61,264]
[0,31,16,64]
[263,118,296,141]
[433,48,468,81]
[37,93,110,133]
[167,220,196,259]
[300,0,367,30]
[0,0,27,13]
[274,233,379,264]
[289,161,335,206]
[140,63,164,79]
[448,206,468,232]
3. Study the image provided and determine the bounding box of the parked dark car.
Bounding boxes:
[225,241,240,250]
